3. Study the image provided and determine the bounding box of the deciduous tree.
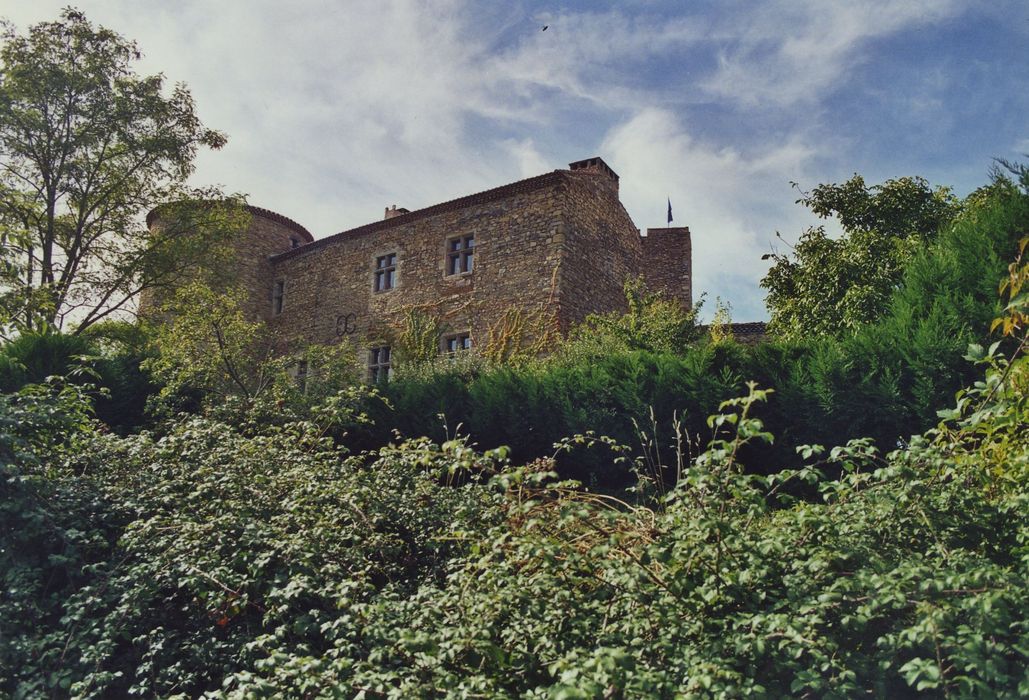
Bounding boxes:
[0,9,244,336]
[761,175,960,340]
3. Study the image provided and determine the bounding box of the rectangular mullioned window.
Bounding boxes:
[443,332,472,354]
[368,345,392,383]
[446,235,474,275]
[374,253,397,292]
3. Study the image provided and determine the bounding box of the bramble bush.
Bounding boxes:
[2,278,1027,696]
[0,379,124,697]
[1,362,1026,696]
[294,382,1026,698]
[1,383,504,697]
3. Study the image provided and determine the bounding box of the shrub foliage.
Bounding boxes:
[2,165,1027,698]
[2,330,1027,697]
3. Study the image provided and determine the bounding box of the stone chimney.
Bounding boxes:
[568,157,619,195]
[384,205,410,220]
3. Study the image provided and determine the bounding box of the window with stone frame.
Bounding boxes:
[294,359,309,393]
[374,253,397,292]
[272,279,285,315]
[446,234,474,275]
[443,332,472,354]
[368,345,392,383]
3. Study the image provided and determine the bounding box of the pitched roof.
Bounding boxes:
[271,169,571,263]
[146,203,314,243]
[246,205,314,242]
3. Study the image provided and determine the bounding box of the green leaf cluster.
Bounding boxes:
[1,329,1027,697]
[762,174,961,340]
[560,277,703,361]
[0,322,155,430]
[0,10,245,335]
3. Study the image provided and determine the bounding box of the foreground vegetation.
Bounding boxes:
[2,8,1028,697]
[2,171,1028,695]
[3,323,1027,696]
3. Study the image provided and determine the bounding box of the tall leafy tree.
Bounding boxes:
[761,175,960,340]
[0,9,244,336]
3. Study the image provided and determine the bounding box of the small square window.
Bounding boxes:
[443,332,472,354]
[368,345,392,383]
[272,280,285,315]
[446,235,474,275]
[374,253,397,292]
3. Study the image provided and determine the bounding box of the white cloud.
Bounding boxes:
[701,0,967,108]
[501,138,554,179]
[602,108,822,320]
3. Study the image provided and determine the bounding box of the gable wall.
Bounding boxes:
[556,172,643,330]
[265,178,568,353]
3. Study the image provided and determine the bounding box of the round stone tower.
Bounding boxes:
[141,203,314,321]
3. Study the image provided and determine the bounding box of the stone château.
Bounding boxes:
[157,157,693,377]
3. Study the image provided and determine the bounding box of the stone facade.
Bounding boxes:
[641,228,692,310]
[226,207,314,323]
[154,157,693,370]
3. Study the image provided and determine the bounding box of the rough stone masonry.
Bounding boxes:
[151,157,693,373]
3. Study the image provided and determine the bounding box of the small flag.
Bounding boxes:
[667,198,673,225]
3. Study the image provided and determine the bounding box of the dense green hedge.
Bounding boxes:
[0,324,156,432]
[2,346,1026,697]
[367,334,980,484]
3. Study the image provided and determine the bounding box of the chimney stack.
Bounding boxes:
[568,156,619,195]
[384,204,409,220]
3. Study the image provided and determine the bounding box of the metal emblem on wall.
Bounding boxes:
[335,313,357,336]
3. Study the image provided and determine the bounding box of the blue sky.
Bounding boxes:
[4,0,1027,320]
